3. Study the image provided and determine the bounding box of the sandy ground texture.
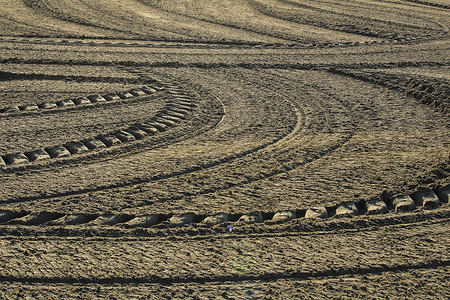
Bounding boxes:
[0,0,449,298]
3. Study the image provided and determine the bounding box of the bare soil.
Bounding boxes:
[0,0,449,299]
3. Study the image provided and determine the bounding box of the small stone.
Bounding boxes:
[272,210,296,222]
[305,207,328,219]
[203,213,229,225]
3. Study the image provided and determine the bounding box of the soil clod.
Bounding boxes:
[203,213,229,225]
[366,199,388,215]
[272,210,296,222]
[335,202,359,218]
[392,195,416,213]
[305,207,329,219]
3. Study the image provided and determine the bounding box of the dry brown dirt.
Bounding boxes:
[0,0,449,299]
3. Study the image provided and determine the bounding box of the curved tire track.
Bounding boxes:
[0,1,448,296]
[0,81,201,168]
[0,184,448,233]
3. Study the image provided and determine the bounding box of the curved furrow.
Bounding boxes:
[306,0,449,36]
[0,36,263,49]
[0,118,294,211]
[248,0,443,40]
[0,217,447,294]
[2,65,448,213]
[0,72,153,109]
[0,88,167,162]
[215,68,450,211]
[136,0,308,43]
[276,0,447,30]
[328,68,450,114]
[78,0,285,44]
[403,0,450,9]
[125,68,357,213]
[0,0,117,38]
[1,38,448,72]
[76,0,210,41]
[0,67,302,208]
[0,77,215,170]
[0,67,358,214]
[0,0,448,296]
[0,11,64,37]
[22,0,146,39]
[135,0,362,44]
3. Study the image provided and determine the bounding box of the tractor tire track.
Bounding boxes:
[0,1,448,297]
[0,215,448,293]
[0,67,354,212]
[0,184,448,235]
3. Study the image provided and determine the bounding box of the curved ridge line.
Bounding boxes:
[0,84,160,116]
[0,82,191,167]
[0,184,448,229]
[0,259,447,285]
[0,77,300,204]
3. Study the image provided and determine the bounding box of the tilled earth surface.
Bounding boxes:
[0,0,449,299]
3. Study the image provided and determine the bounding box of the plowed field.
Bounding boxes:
[0,0,449,299]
